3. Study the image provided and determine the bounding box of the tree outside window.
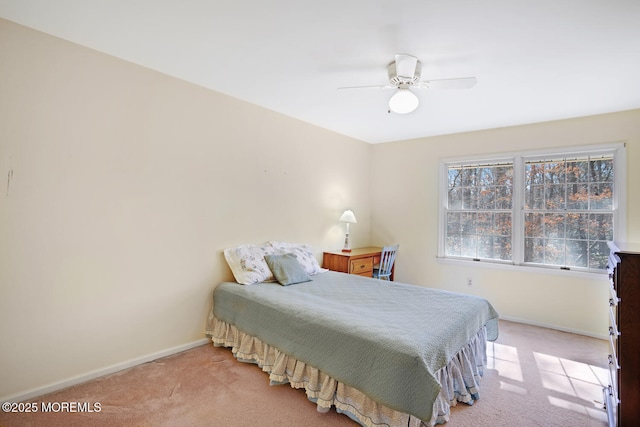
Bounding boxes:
[523,156,614,270]
[446,163,513,262]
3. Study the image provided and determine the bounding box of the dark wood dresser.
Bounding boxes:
[605,241,640,427]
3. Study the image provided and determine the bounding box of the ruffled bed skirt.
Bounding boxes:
[207,317,488,426]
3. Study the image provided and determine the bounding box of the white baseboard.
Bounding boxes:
[499,315,607,340]
[1,338,211,403]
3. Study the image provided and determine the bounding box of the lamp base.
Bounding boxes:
[342,233,351,252]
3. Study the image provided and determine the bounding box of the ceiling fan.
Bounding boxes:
[339,54,477,114]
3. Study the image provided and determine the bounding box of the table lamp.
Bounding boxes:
[339,209,357,252]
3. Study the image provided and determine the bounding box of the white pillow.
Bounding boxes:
[269,241,327,275]
[223,243,276,285]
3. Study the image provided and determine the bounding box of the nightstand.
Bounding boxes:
[322,247,394,280]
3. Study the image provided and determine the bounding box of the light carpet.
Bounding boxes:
[0,320,609,427]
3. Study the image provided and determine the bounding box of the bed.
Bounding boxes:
[206,245,499,426]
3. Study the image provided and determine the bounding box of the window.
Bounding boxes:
[446,162,513,261]
[439,144,626,272]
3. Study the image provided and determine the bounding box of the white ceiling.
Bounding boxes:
[2,0,640,143]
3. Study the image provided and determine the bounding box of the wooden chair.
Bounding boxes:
[372,244,399,280]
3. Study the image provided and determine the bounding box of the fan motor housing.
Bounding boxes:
[388,62,421,86]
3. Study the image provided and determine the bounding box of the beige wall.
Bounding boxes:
[0,19,372,399]
[370,109,640,337]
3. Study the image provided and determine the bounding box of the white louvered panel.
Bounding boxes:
[609,304,619,338]
[608,354,619,402]
[603,385,616,427]
[609,280,619,305]
[608,328,619,369]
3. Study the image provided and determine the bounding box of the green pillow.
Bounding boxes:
[264,253,312,286]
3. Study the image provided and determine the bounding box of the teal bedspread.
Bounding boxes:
[211,271,499,422]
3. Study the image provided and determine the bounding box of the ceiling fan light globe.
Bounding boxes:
[389,89,419,114]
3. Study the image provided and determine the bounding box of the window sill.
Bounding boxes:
[436,256,607,279]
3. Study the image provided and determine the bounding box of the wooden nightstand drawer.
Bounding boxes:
[350,258,373,275]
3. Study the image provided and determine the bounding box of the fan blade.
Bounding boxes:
[418,77,477,90]
[337,84,395,91]
[395,54,418,79]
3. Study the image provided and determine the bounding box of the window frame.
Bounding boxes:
[438,142,627,274]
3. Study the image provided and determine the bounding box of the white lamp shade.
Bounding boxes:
[388,89,419,114]
[339,209,357,223]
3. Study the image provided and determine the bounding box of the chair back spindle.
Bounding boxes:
[373,244,399,280]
